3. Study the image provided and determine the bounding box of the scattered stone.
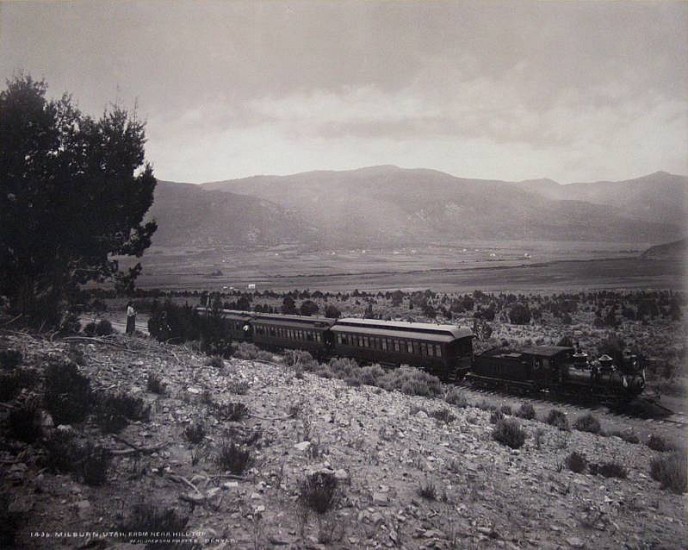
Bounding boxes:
[373,492,390,506]
[567,536,585,548]
[294,441,311,451]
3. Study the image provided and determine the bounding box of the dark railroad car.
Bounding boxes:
[470,345,574,391]
[251,313,336,356]
[330,318,473,380]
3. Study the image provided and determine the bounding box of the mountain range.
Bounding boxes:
[148,167,687,249]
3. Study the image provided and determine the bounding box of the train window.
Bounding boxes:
[316,333,321,342]
[407,341,413,354]
[364,337,370,348]
[435,345,442,357]
[393,340,400,352]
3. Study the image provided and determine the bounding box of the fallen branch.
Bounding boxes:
[169,473,203,496]
[106,441,167,456]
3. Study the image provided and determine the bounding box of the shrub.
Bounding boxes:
[650,451,687,494]
[500,405,512,415]
[184,421,206,444]
[228,380,251,395]
[430,408,456,424]
[42,430,78,473]
[515,403,536,420]
[573,413,602,434]
[417,479,437,500]
[565,451,588,473]
[475,399,498,412]
[360,364,386,386]
[379,366,442,397]
[78,443,111,486]
[607,430,640,444]
[121,503,189,544]
[214,401,248,422]
[299,471,340,514]
[647,434,676,452]
[444,387,468,408]
[8,402,42,443]
[215,440,253,475]
[589,461,627,479]
[146,373,166,395]
[94,392,150,434]
[44,360,92,425]
[490,409,505,424]
[206,355,224,369]
[0,491,20,548]
[95,319,114,336]
[233,342,262,360]
[0,349,22,371]
[545,409,569,431]
[0,369,38,402]
[492,418,527,449]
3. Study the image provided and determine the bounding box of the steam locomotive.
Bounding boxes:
[198,308,645,400]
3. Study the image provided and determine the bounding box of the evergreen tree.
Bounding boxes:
[0,76,157,326]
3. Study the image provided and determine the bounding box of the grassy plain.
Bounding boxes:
[131,240,685,293]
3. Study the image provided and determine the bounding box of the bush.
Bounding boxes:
[565,451,588,473]
[8,402,42,443]
[430,408,456,424]
[492,418,527,449]
[206,356,224,369]
[545,409,569,431]
[379,366,442,397]
[444,387,468,408]
[0,369,38,402]
[44,360,92,425]
[515,402,536,420]
[215,440,253,475]
[647,434,676,452]
[573,413,602,434]
[95,319,113,336]
[233,342,262,360]
[146,372,166,395]
[417,479,437,500]
[359,364,386,386]
[42,430,78,473]
[184,421,206,444]
[490,409,505,424]
[0,349,22,371]
[299,471,340,514]
[121,503,189,544]
[283,349,319,371]
[0,491,20,548]
[500,405,512,415]
[228,380,251,395]
[94,392,150,434]
[607,430,639,444]
[589,461,627,479]
[213,401,248,422]
[650,451,687,494]
[79,443,111,486]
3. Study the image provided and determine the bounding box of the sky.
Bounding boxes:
[1,0,687,184]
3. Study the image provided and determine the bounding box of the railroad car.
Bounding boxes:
[330,318,473,379]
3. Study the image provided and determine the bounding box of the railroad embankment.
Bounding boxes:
[1,331,686,549]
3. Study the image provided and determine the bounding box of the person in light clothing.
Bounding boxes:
[126,302,136,335]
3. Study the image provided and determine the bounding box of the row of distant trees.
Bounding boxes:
[0,75,157,328]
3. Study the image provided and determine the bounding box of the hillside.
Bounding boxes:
[641,238,688,260]
[516,171,688,228]
[0,331,685,548]
[148,181,318,247]
[144,166,682,248]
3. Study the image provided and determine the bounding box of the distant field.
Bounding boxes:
[128,241,685,292]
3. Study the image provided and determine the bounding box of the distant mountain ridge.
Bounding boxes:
[148,167,687,248]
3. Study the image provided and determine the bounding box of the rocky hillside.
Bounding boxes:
[1,331,686,549]
[147,167,685,249]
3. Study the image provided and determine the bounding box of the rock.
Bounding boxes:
[75,500,91,520]
[294,441,311,452]
[567,536,585,548]
[373,492,390,506]
[334,469,350,482]
[223,481,239,489]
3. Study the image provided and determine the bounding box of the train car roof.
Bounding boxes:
[518,345,574,358]
[331,324,463,343]
[251,313,336,329]
[334,318,473,340]
[197,308,253,320]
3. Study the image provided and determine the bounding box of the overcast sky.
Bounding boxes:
[1,0,686,184]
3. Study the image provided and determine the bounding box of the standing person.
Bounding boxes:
[126,302,136,335]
